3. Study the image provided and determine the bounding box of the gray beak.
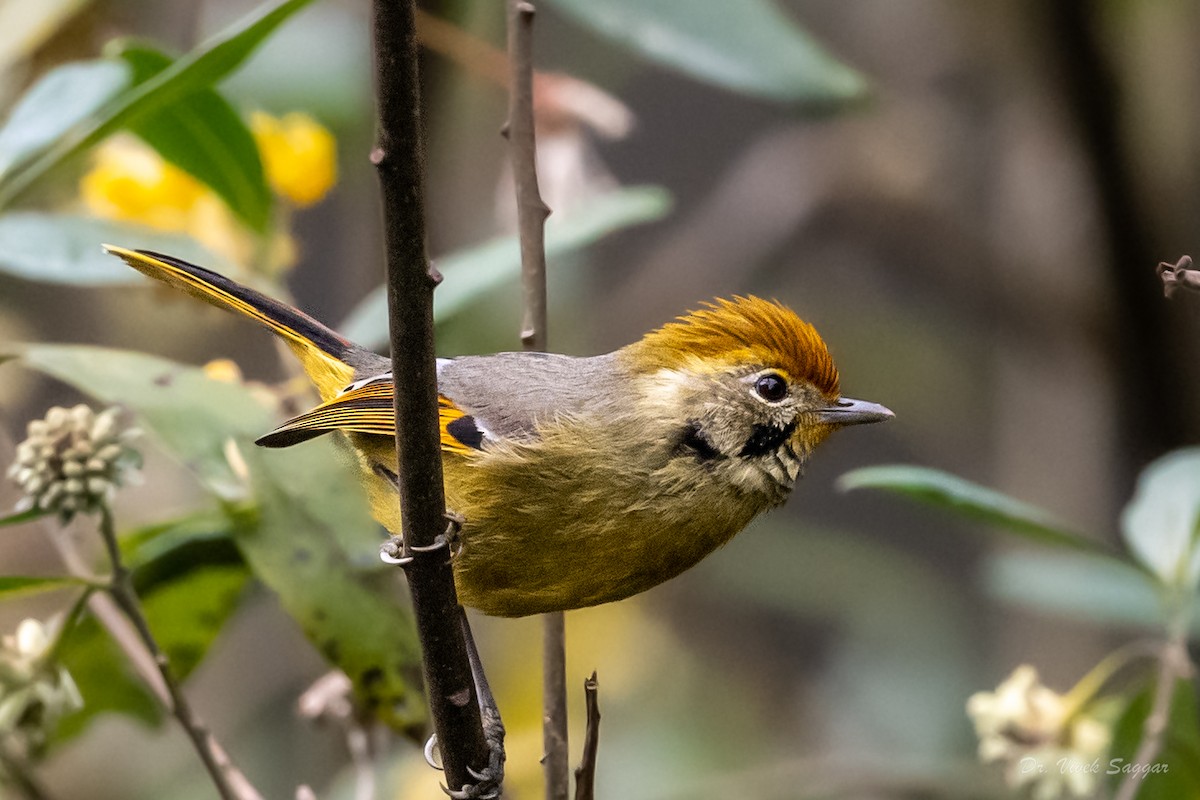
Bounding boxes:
[817,397,894,426]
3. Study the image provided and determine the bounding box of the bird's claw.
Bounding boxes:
[429,732,505,800]
[377,511,466,565]
[379,535,409,565]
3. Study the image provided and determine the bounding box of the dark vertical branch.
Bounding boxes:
[572,673,601,800]
[502,3,565,799]
[370,0,489,791]
[1039,0,1192,461]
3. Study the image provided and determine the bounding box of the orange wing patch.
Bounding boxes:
[255,379,482,454]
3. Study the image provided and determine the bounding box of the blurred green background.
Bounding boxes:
[1,0,1199,798]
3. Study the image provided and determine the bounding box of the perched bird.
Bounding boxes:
[106,246,892,617]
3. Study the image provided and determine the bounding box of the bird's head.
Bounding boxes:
[623,296,892,501]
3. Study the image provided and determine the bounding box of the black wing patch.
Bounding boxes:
[445,415,485,451]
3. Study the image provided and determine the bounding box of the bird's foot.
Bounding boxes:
[378,511,466,566]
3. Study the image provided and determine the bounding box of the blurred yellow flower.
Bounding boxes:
[251,111,337,208]
[80,135,250,266]
[80,136,205,231]
[80,112,336,274]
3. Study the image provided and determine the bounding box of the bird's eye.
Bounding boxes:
[753,373,788,403]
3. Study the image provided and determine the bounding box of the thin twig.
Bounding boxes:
[94,508,259,800]
[371,0,491,793]
[573,673,601,800]
[505,0,551,352]
[1113,614,1193,800]
[502,3,564,799]
[542,612,569,800]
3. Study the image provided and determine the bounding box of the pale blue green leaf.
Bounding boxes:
[1120,447,1200,591]
[0,60,129,178]
[339,185,673,348]
[0,213,237,285]
[984,550,1200,634]
[542,0,867,105]
[838,464,1115,558]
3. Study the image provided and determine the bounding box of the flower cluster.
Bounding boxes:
[0,619,82,756]
[6,405,140,522]
[967,665,1111,800]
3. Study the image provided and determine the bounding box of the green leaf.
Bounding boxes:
[0,212,239,285]
[1121,448,1200,591]
[0,575,86,599]
[116,44,272,232]
[1108,679,1200,799]
[0,0,315,208]
[839,464,1115,557]
[54,513,250,745]
[10,343,271,499]
[542,0,867,105]
[984,551,1200,633]
[0,59,130,178]
[120,507,243,573]
[10,345,424,731]
[240,446,426,731]
[140,564,250,681]
[0,507,50,527]
[56,613,162,742]
[339,185,673,348]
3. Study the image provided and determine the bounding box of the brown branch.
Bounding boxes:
[370,0,491,794]
[572,672,601,800]
[96,508,260,800]
[505,0,551,351]
[501,3,565,799]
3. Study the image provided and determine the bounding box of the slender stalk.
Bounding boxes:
[572,673,601,800]
[505,0,551,352]
[501,3,564,798]
[96,507,258,800]
[1113,606,1194,800]
[370,0,490,792]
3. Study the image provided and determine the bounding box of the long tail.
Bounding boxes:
[105,245,363,400]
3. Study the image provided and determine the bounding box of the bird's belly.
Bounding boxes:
[444,463,762,617]
[354,435,768,617]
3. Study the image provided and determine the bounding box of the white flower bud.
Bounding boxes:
[90,408,120,443]
[6,405,140,522]
[68,405,92,427]
[95,444,123,463]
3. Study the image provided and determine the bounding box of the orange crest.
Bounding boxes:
[631,296,840,397]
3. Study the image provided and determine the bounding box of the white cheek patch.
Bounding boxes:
[643,368,693,409]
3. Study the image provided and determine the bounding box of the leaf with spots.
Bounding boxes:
[9,344,425,732]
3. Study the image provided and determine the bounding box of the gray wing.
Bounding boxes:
[436,352,622,443]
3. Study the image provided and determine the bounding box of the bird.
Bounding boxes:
[106,245,893,617]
